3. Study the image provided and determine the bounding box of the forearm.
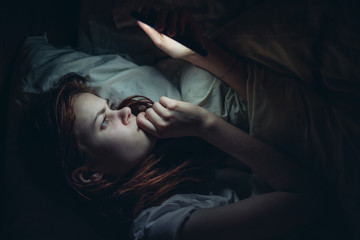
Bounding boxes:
[183,40,248,100]
[140,97,312,192]
[179,191,318,240]
[198,113,312,192]
[139,95,312,192]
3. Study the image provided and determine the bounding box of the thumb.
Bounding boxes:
[137,21,163,45]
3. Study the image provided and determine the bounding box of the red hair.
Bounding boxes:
[38,73,223,227]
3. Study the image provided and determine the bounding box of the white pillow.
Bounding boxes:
[16,35,181,105]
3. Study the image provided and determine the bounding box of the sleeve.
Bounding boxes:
[179,63,249,130]
[132,193,234,240]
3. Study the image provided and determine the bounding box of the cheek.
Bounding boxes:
[105,130,142,160]
[90,131,155,176]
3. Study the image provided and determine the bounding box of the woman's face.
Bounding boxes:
[73,93,156,176]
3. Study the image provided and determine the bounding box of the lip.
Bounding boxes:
[127,114,135,122]
[130,115,141,132]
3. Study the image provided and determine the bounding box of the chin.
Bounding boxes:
[147,136,157,154]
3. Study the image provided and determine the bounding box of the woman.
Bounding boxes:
[30,8,321,240]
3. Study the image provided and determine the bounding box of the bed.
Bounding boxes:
[4,0,360,239]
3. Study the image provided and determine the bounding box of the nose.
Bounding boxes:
[117,107,132,124]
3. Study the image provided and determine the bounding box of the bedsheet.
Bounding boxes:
[209,0,360,235]
[114,0,360,215]
[108,0,360,235]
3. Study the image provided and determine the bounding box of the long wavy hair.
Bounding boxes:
[25,73,224,236]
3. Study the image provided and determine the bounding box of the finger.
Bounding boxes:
[179,11,205,49]
[178,11,188,35]
[145,108,168,129]
[138,20,182,55]
[136,112,158,136]
[155,9,169,32]
[191,20,206,49]
[167,10,178,37]
[137,21,162,44]
[152,102,172,119]
[159,96,179,110]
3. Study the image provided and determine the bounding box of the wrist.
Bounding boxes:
[197,109,218,139]
[181,38,211,62]
[183,40,237,78]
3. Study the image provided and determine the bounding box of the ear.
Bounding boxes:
[72,165,104,184]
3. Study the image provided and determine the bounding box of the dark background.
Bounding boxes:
[0,1,101,239]
[1,0,80,158]
[1,0,359,239]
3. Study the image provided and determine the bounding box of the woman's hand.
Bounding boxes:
[136,8,206,59]
[136,7,247,99]
[136,96,214,138]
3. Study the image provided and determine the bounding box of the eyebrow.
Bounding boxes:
[93,106,106,128]
[92,99,110,128]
